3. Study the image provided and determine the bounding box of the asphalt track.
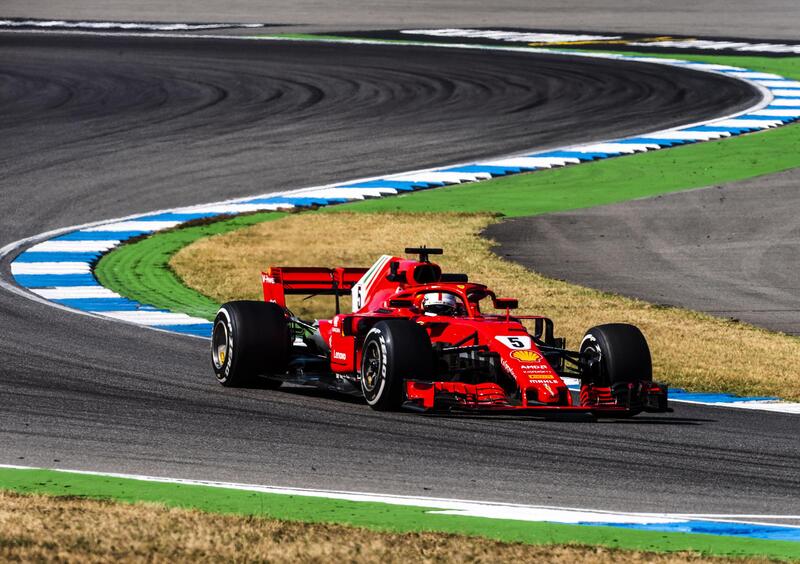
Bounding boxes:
[1,32,799,518]
[488,170,800,336]
[5,0,800,41]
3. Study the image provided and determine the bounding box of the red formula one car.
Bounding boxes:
[211,247,669,417]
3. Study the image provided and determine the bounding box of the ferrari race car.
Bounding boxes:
[211,247,669,417]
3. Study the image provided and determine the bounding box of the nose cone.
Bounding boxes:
[526,382,569,405]
[538,383,560,402]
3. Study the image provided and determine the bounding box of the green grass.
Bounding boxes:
[1,467,798,560]
[94,212,286,321]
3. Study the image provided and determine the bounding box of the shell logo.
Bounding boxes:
[510,350,542,362]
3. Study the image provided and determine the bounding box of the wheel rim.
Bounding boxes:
[581,343,603,382]
[362,340,383,395]
[212,319,229,370]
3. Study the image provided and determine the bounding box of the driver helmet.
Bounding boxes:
[421,292,460,316]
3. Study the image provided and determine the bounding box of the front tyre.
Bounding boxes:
[579,323,652,386]
[211,301,290,388]
[360,320,433,411]
[579,323,653,415]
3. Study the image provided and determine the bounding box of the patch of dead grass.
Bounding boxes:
[170,212,800,400]
[0,491,771,563]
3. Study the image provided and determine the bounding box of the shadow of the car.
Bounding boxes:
[599,416,712,425]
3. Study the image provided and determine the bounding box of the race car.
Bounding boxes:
[211,247,669,417]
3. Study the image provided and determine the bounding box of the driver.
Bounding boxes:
[421,292,463,316]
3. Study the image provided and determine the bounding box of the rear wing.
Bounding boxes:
[261,266,368,310]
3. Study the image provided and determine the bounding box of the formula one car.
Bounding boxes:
[211,247,669,417]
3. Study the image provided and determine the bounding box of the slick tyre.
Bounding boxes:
[579,323,652,386]
[211,301,290,388]
[360,320,433,411]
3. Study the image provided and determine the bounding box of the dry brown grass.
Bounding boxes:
[170,212,800,400]
[0,491,769,563]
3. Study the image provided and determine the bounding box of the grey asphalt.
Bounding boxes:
[0,31,798,519]
[0,34,756,240]
[488,170,800,336]
[4,0,800,41]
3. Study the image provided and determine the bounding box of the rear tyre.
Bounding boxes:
[360,320,433,411]
[211,301,290,388]
[579,323,652,386]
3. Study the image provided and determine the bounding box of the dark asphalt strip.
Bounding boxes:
[2,33,797,516]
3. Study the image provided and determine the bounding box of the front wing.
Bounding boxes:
[404,380,669,416]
